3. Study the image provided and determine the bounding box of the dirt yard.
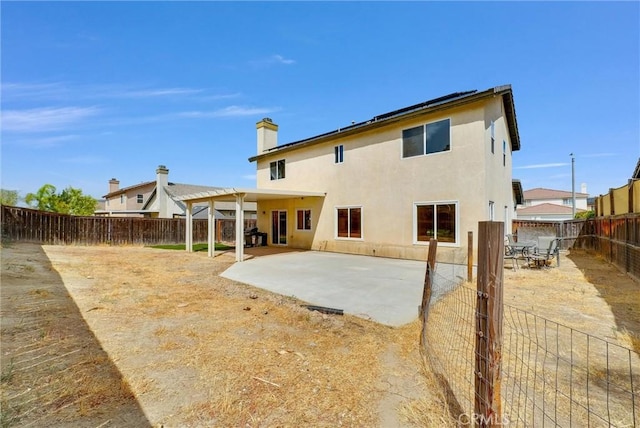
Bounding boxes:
[1,243,446,427]
[1,243,638,427]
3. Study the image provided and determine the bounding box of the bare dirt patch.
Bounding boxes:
[504,249,640,353]
[1,243,447,427]
[3,244,637,427]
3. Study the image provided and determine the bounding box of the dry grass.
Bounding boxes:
[2,243,453,427]
[1,251,142,427]
[424,252,640,426]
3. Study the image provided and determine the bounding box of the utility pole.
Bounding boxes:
[570,153,576,218]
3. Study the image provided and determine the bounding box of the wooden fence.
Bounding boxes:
[594,179,640,216]
[1,205,256,246]
[512,218,587,250]
[513,214,640,281]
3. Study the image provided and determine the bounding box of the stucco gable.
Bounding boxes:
[103,180,154,198]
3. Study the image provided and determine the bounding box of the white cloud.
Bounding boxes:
[272,54,296,65]
[61,155,105,164]
[242,174,257,180]
[515,163,569,170]
[178,105,278,118]
[2,107,100,132]
[113,87,205,98]
[249,54,296,68]
[200,92,242,101]
[6,134,80,148]
[2,81,212,101]
[1,82,67,100]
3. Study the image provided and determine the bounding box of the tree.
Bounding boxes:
[25,184,58,211]
[25,184,97,216]
[0,189,19,206]
[57,187,97,216]
[575,210,595,219]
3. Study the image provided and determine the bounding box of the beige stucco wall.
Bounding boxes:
[526,197,588,210]
[104,184,154,214]
[254,97,516,262]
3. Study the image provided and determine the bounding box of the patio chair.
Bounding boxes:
[529,236,559,268]
[504,243,519,270]
[505,233,536,269]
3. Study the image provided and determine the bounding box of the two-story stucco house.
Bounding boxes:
[96,165,257,220]
[181,84,522,262]
[516,186,589,220]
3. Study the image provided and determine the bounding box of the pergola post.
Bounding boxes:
[208,199,215,257]
[235,193,245,262]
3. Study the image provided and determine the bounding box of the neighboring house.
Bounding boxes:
[516,187,589,220]
[96,165,257,219]
[182,84,522,262]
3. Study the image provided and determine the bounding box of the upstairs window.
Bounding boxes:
[402,118,450,158]
[137,194,143,204]
[270,159,286,180]
[334,145,344,164]
[490,121,495,154]
[120,195,125,204]
[503,140,507,166]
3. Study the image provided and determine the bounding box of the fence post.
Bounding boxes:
[468,231,473,282]
[609,188,615,216]
[420,239,438,349]
[475,221,504,427]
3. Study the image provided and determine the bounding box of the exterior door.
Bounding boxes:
[271,210,287,245]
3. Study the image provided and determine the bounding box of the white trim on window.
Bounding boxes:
[401,117,452,159]
[490,121,495,154]
[296,208,312,231]
[270,159,286,180]
[334,145,344,164]
[412,200,460,247]
[335,205,363,240]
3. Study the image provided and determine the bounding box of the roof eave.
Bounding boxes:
[248,85,520,162]
[512,179,524,205]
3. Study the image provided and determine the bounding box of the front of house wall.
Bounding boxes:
[254,97,515,263]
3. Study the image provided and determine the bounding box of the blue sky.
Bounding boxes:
[2,1,639,201]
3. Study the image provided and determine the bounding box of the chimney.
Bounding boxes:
[156,165,169,218]
[109,178,119,193]
[256,118,278,154]
[581,183,587,195]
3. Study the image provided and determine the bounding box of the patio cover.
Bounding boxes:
[179,188,326,262]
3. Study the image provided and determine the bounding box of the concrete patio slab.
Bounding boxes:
[221,251,468,327]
